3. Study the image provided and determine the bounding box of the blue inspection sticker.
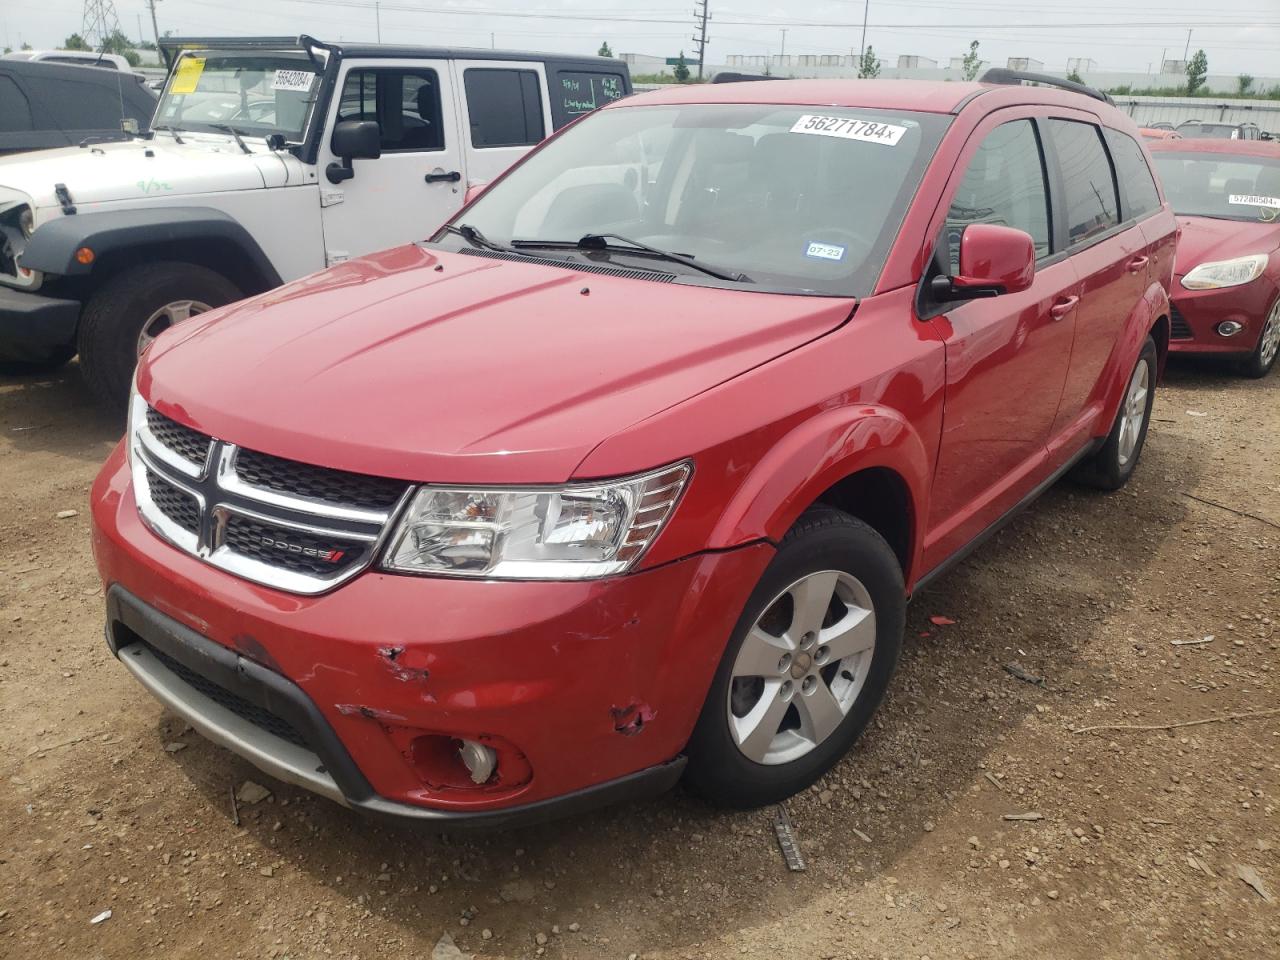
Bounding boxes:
[805,241,847,262]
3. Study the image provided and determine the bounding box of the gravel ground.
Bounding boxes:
[1,357,1277,960]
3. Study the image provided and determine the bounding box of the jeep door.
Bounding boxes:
[318,59,465,263]
[451,60,551,190]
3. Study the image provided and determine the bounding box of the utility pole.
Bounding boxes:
[136,13,143,44]
[860,0,870,58]
[146,0,161,50]
[82,0,123,48]
[1183,29,1191,61]
[779,28,786,59]
[490,32,495,49]
[692,0,710,80]
[374,0,381,42]
[1158,46,1166,74]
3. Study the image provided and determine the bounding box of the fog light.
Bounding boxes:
[458,739,497,784]
[1217,320,1244,337]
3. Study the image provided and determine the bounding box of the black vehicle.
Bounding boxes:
[0,59,157,156]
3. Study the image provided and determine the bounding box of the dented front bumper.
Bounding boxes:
[91,442,773,824]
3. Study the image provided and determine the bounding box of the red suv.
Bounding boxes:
[91,75,1175,826]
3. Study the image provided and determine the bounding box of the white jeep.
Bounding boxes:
[0,35,629,404]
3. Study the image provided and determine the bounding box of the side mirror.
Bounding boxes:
[326,120,381,185]
[932,223,1036,301]
[463,181,489,205]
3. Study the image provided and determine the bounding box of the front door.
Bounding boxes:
[319,59,464,264]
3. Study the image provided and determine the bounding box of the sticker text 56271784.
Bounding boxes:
[790,115,908,146]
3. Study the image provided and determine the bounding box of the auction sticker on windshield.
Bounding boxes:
[273,69,315,92]
[170,57,205,95]
[790,115,907,146]
[1229,193,1280,208]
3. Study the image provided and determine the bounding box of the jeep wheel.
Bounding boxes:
[78,262,241,409]
[684,507,905,808]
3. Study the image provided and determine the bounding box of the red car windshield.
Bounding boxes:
[447,102,951,296]
[1152,151,1280,222]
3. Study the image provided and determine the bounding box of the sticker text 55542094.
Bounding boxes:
[790,115,907,146]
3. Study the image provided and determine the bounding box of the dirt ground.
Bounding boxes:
[1,357,1276,960]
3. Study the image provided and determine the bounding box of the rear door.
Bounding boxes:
[451,59,550,190]
[1105,127,1177,302]
[318,59,464,263]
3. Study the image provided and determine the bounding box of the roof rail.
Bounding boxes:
[979,68,1113,105]
[711,71,775,84]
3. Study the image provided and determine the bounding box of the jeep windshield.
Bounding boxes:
[441,103,950,296]
[154,51,322,142]
[1152,151,1280,222]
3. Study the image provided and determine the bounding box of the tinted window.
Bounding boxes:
[463,69,544,148]
[555,70,626,120]
[1047,119,1119,246]
[36,76,133,130]
[946,119,1051,268]
[0,76,33,132]
[1104,130,1161,220]
[46,55,117,69]
[338,68,443,152]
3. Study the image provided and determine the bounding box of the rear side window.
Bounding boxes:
[1104,130,1161,221]
[29,75,129,130]
[0,76,34,132]
[338,68,443,152]
[945,118,1052,269]
[47,55,117,69]
[463,69,544,148]
[1047,119,1119,246]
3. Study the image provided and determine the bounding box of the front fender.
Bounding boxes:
[21,206,281,285]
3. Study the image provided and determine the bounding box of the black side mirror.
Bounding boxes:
[326,120,381,184]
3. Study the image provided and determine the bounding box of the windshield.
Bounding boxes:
[444,103,950,295]
[155,51,322,141]
[1152,151,1280,221]
[1177,123,1245,140]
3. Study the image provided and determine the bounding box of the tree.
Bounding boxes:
[961,40,982,82]
[673,51,690,83]
[1237,74,1255,95]
[857,45,880,79]
[1066,69,1083,84]
[597,41,613,58]
[1185,48,1208,95]
[63,33,90,51]
[20,42,32,51]
[101,28,141,67]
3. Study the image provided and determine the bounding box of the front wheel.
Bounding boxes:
[77,262,241,409]
[684,507,905,808]
[1071,335,1158,491]
[1240,297,1280,379]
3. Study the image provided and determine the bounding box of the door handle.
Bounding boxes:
[425,170,462,184]
[1049,295,1079,320]
[1126,255,1149,273]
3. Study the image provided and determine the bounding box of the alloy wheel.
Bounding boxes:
[137,299,212,357]
[727,569,877,765]
[1260,299,1280,370]
[1116,357,1150,467]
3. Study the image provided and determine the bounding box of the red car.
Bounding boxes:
[92,75,1175,826]
[1149,140,1280,377]
[1139,127,1182,141]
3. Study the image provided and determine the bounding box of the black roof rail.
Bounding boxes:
[711,71,775,83]
[979,68,1113,105]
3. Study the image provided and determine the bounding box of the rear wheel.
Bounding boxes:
[1240,297,1280,379]
[684,507,904,808]
[1072,335,1157,491]
[78,262,240,409]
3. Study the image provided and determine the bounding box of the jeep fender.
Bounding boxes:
[22,207,282,287]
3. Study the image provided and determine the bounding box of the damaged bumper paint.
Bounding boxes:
[91,443,773,822]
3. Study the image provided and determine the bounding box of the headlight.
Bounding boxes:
[18,207,34,238]
[381,462,691,580]
[1181,254,1268,290]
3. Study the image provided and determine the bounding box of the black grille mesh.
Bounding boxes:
[457,246,677,282]
[146,408,212,467]
[145,468,200,533]
[222,514,367,578]
[1170,304,1192,340]
[145,642,310,749]
[235,448,408,513]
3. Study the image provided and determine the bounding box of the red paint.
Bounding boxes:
[93,81,1176,817]
[953,224,1036,294]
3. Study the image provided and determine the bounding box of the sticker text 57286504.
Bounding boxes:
[1229,193,1280,209]
[790,115,907,146]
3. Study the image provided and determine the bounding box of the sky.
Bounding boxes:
[4,0,1278,78]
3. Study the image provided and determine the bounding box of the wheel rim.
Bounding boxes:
[727,569,876,766]
[1260,299,1280,369]
[1117,357,1150,467]
[136,299,212,357]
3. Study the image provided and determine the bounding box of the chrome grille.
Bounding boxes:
[130,398,409,595]
[1170,304,1192,340]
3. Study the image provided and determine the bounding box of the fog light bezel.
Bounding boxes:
[1217,320,1245,337]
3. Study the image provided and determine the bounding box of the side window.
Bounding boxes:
[1046,119,1119,246]
[337,68,444,152]
[36,77,126,130]
[1104,129,1161,221]
[463,69,544,148]
[0,76,34,132]
[945,119,1052,271]
[554,70,627,121]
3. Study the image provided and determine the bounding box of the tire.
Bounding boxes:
[0,345,75,376]
[1239,296,1280,380]
[78,262,241,409]
[684,507,905,808]
[1071,335,1158,491]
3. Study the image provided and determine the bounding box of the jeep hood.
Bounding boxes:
[1173,216,1280,276]
[0,135,301,209]
[141,245,854,484]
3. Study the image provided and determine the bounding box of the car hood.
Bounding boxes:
[0,134,301,210]
[142,245,855,484]
[1173,216,1280,276]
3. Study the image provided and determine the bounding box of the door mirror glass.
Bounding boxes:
[948,223,1036,298]
[331,119,381,160]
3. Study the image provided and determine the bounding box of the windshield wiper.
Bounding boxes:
[440,223,516,254]
[151,124,185,145]
[512,233,750,283]
[208,123,252,155]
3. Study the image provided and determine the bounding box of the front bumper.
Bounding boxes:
[1169,277,1278,356]
[0,283,80,360]
[91,443,773,825]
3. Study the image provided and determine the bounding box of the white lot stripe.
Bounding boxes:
[790,115,907,146]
